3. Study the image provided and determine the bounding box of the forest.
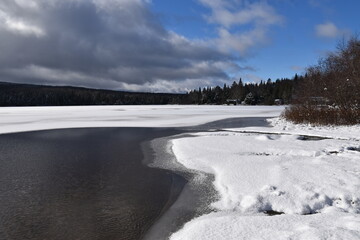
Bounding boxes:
[0,77,297,106]
[0,82,188,106]
[187,76,297,105]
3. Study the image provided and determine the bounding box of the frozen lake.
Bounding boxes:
[0,106,358,239]
[0,106,281,240]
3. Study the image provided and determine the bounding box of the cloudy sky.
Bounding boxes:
[0,0,358,92]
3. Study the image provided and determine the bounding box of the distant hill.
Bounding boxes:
[0,82,190,106]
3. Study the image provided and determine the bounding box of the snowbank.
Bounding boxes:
[2,105,358,239]
[0,105,284,134]
[171,211,360,240]
[269,117,360,141]
[170,121,360,239]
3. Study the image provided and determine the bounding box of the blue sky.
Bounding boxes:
[0,0,359,92]
[151,0,360,83]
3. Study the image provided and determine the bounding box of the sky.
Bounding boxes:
[0,0,359,93]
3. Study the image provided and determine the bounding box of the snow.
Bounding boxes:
[171,212,360,240]
[170,118,360,240]
[1,105,359,239]
[269,117,360,141]
[0,105,283,134]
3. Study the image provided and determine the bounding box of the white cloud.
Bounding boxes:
[200,0,283,28]
[216,27,267,55]
[315,22,345,39]
[120,78,218,93]
[0,0,241,92]
[13,0,39,9]
[0,0,280,92]
[198,0,283,56]
[0,10,45,37]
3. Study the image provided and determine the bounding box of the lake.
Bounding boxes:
[0,117,268,240]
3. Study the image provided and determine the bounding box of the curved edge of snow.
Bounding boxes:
[169,124,360,240]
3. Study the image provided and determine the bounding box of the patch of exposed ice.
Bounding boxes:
[0,105,284,134]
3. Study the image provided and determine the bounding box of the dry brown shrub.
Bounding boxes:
[284,105,360,125]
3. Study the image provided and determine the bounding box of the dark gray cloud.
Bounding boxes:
[0,0,242,92]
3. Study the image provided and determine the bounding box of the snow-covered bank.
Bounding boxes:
[171,211,360,240]
[2,105,358,239]
[269,117,360,141]
[0,105,283,134]
[170,121,360,239]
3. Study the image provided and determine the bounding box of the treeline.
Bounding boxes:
[0,78,297,107]
[187,77,298,105]
[0,82,190,106]
[284,36,360,125]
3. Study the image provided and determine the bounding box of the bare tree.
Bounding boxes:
[285,36,360,125]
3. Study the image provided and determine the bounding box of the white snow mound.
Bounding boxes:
[170,128,360,239]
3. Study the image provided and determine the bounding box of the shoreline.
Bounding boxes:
[143,117,271,239]
[167,120,360,239]
[142,133,217,240]
[139,173,187,240]
[0,116,272,240]
[2,105,359,239]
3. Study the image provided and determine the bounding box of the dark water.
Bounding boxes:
[0,128,185,240]
[0,117,269,240]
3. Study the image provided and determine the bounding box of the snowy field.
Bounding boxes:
[1,105,359,239]
[170,118,360,240]
[0,105,282,134]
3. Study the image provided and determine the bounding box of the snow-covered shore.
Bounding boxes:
[1,105,358,239]
[170,118,360,240]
